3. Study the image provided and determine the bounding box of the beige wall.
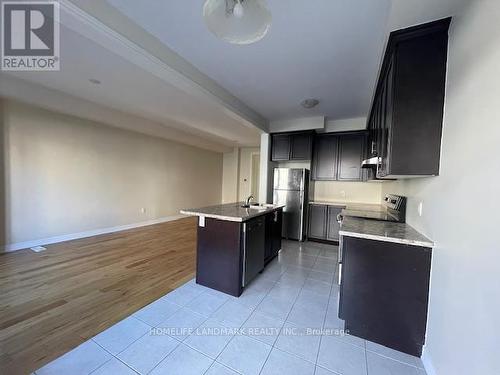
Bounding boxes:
[1,99,223,247]
[0,100,5,248]
[381,2,499,373]
[221,148,239,203]
[314,181,382,203]
[238,147,260,201]
[222,147,261,203]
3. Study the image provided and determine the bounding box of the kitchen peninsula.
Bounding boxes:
[180,202,284,296]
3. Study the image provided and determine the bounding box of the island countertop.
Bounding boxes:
[180,202,285,222]
[339,217,434,248]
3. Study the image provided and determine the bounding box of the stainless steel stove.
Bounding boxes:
[336,194,407,287]
[339,194,407,223]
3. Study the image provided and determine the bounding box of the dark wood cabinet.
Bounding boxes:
[265,208,282,264]
[367,18,450,178]
[326,206,342,241]
[312,135,338,180]
[197,218,243,297]
[308,204,344,242]
[243,217,265,287]
[339,236,432,356]
[312,132,366,181]
[290,132,313,160]
[308,204,327,239]
[338,135,365,181]
[271,131,313,161]
[271,134,291,161]
[197,209,283,297]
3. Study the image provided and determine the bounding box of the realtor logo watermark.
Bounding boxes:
[1,1,60,71]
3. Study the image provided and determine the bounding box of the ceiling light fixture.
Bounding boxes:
[203,0,272,45]
[301,98,320,109]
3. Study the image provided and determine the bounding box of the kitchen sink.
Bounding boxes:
[241,203,275,210]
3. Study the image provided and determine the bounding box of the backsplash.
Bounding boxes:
[312,181,382,204]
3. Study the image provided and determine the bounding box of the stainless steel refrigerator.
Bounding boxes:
[272,168,309,241]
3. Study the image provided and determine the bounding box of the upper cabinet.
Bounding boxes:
[338,134,366,181]
[271,134,291,161]
[312,132,367,181]
[312,135,338,180]
[271,131,314,161]
[367,18,451,179]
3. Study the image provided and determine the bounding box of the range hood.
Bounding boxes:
[361,156,380,168]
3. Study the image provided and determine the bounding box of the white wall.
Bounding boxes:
[269,116,325,133]
[381,3,500,373]
[324,117,367,133]
[1,99,223,248]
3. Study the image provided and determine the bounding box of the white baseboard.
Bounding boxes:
[422,346,437,375]
[2,214,187,253]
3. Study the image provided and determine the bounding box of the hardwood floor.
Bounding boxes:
[0,217,197,375]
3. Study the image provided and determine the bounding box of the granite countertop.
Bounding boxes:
[180,202,285,222]
[339,217,434,248]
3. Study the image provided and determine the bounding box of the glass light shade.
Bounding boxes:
[203,0,272,45]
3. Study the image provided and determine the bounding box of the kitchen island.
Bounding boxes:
[180,203,284,296]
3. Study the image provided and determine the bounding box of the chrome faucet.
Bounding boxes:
[245,195,254,206]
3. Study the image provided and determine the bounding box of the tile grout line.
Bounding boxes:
[311,243,342,374]
[209,266,280,375]
[38,242,339,375]
[314,243,335,371]
[257,244,319,374]
[143,289,220,375]
[91,337,145,375]
[116,285,223,375]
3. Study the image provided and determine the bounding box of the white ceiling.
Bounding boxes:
[0,2,265,152]
[1,0,466,151]
[107,0,392,122]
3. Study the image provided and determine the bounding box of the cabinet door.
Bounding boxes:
[290,133,313,160]
[271,134,290,161]
[378,55,394,177]
[272,209,282,256]
[312,135,338,180]
[308,205,327,239]
[338,135,365,181]
[326,206,343,241]
[264,214,273,261]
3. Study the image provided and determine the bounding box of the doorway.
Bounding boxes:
[250,153,260,199]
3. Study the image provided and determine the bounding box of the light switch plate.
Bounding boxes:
[418,202,423,217]
[199,216,205,227]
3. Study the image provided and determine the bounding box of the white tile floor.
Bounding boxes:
[35,240,427,375]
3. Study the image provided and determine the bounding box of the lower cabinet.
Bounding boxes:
[339,236,432,356]
[265,208,283,263]
[326,206,343,241]
[308,204,344,242]
[308,204,327,239]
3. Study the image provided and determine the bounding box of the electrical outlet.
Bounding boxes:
[31,246,46,252]
[418,202,423,217]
